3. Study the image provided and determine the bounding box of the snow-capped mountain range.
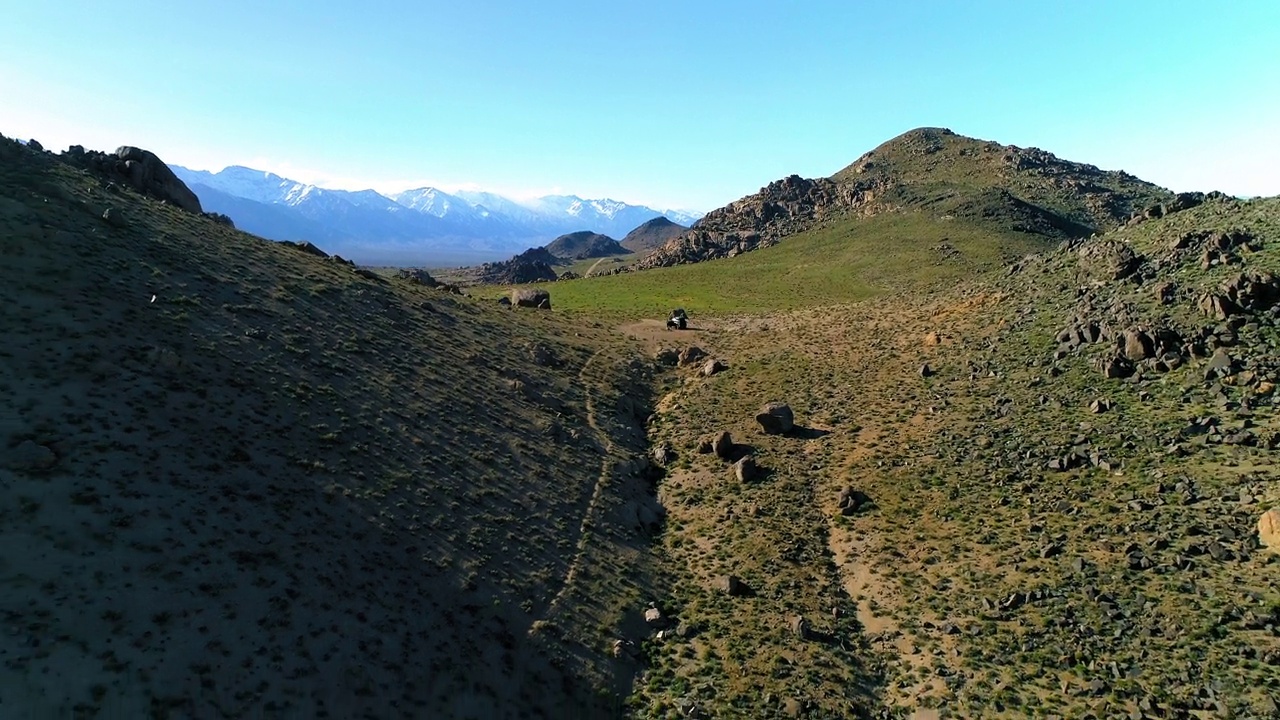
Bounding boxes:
[170,164,700,266]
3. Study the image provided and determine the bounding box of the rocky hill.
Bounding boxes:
[473,246,561,284]
[545,230,627,261]
[0,135,662,718]
[621,216,687,254]
[619,190,1280,718]
[638,127,1174,269]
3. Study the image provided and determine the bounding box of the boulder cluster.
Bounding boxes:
[61,145,203,214]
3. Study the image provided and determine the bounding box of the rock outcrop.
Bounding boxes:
[476,247,559,285]
[636,127,1172,270]
[61,145,203,214]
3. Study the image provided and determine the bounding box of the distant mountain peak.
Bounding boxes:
[169,162,704,266]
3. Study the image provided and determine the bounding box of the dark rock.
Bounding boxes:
[1204,348,1236,381]
[712,431,734,459]
[1099,355,1135,379]
[101,207,127,228]
[1119,329,1154,361]
[477,247,559,285]
[732,455,758,482]
[702,358,728,377]
[286,240,330,258]
[654,348,679,366]
[678,346,707,367]
[652,444,676,466]
[756,402,794,434]
[116,146,203,213]
[715,574,748,596]
[1198,292,1239,320]
[1078,240,1142,281]
[837,486,869,515]
[396,268,440,287]
[919,363,934,378]
[511,288,551,309]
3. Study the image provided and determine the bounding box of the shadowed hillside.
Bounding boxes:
[0,137,663,718]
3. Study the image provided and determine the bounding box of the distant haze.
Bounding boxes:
[171,164,701,267]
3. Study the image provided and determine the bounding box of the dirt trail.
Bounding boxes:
[534,348,617,626]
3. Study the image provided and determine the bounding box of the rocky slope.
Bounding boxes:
[0,135,662,718]
[630,188,1280,717]
[637,127,1174,269]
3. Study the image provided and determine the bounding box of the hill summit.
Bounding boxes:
[544,230,627,261]
[638,127,1175,268]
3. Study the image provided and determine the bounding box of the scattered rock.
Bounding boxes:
[644,607,667,627]
[1078,240,1142,281]
[1118,329,1154,361]
[1089,398,1113,414]
[702,358,728,377]
[919,363,934,378]
[712,431,734,459]
[286,241,330,258]
[714,574,748,596]
[755,402,794,434]
[1204,348,1236,381]
[789,615,809,640]
[652,443,675,466]
[1198,292,1239,320]
[678,346,707,367]
[1098,355,1135,379]
[837,486,869,516]
[101,207,127,228]
[732,455,758,482]
[654,348,679,366]
[396,268,440,287]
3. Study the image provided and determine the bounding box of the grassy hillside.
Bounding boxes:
[833,127,1174,233]
[627,194,1280,718]
[518,212,1052,318]
[0,138,660,718]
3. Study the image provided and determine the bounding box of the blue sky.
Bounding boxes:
[2,0,1277,210]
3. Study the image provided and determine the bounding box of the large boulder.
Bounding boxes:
[511,288,551,309]
[1118,329,1154,362]
[1078,240,1141,281]
[678,346,707,367]
[1259,510,1280,555]
[714,574,748,597]
[116,146,203,214]
[755,402,794,434]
